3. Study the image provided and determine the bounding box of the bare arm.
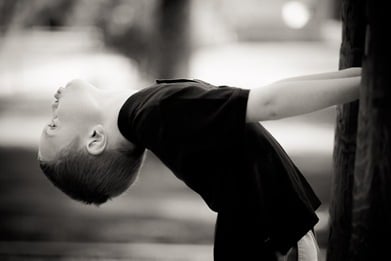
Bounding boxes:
[275,67,362,83]
[246,69,361,122]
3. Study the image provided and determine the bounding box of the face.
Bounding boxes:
[38,79,102,162]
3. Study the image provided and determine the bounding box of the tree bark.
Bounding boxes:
[349,2,391,260]
[327,0,366,261]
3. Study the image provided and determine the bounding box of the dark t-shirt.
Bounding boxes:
[118,79,321,258]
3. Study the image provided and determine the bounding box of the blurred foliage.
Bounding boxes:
[0,0,190,79]
[0,0,336,79]
[95,0,158,76]
[0,0,76,31]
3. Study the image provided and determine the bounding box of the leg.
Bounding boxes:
[297,230,319,261]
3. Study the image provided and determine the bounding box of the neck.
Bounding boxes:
[97,88,137,150]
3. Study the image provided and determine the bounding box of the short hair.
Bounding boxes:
[39,139,146,205]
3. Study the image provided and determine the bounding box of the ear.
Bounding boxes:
[86,125,107,155]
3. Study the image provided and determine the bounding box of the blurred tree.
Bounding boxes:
[25,0,77,30]
[154,0,191,79]
[331,0,342,20]
[95,0,157,80]
[1,0,191,80]
[0,0,78,31]
[96,0,191,80]
[0,0,19,35]
[327,0,366,261]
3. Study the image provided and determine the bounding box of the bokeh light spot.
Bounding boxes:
[281,1,311,29]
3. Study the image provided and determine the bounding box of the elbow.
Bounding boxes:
[266,107,280,120]
[259,89,280,120]
[246,90,279,122]
[263,101,281,120]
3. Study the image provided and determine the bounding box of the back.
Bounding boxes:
[117,79,320,255]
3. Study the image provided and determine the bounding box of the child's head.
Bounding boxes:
[38,79,144,205]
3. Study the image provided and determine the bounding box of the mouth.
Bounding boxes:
[52,87,64,109]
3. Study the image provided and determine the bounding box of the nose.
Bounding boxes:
[54,87,64,99]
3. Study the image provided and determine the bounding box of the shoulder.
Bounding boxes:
[122,78,249,118]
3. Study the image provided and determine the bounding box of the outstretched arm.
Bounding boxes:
[246,68,361,122]
[275,67,362,83]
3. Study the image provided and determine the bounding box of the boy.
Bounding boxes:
[38,67,361,261]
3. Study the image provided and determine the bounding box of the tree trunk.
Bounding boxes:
[349,2,391,260]
[0,0,19,35]
[154,0,191,79]
[327,0,366,260]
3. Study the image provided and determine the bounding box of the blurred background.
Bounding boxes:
[0,0,342,260]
